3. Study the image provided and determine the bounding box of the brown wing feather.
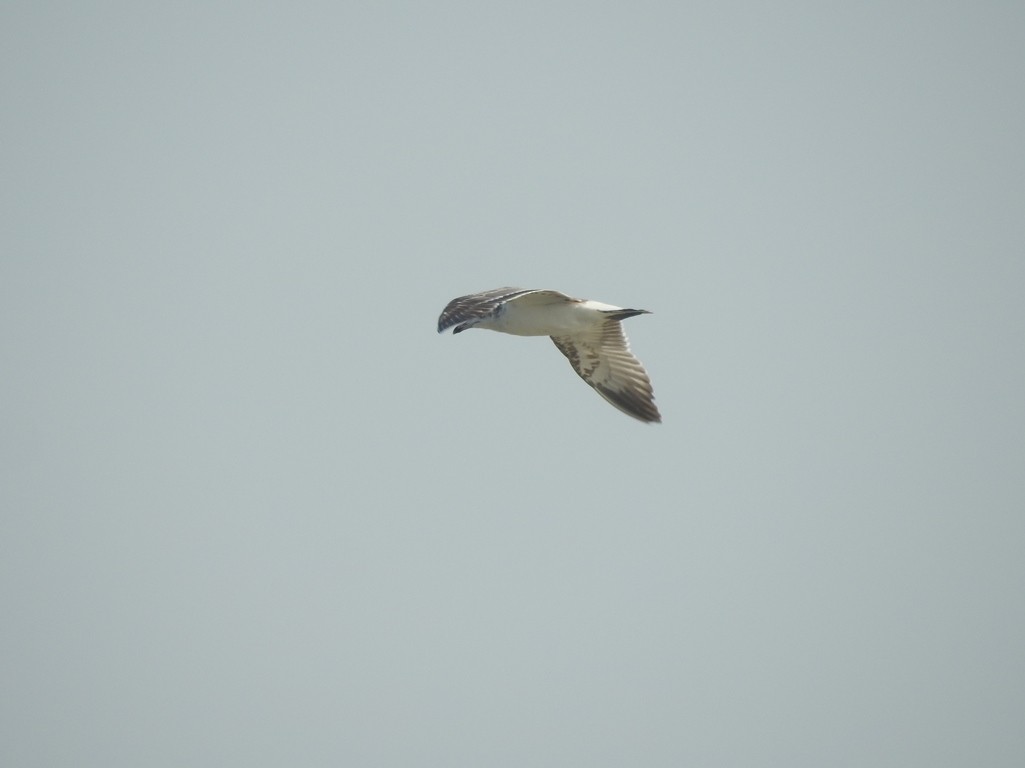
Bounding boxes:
[437,288,534,333]
[551,321,661,423]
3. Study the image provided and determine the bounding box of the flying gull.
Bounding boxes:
[437,288,661,423]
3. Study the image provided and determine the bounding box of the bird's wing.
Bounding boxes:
[551,321,661,423]
[437,288,572,333]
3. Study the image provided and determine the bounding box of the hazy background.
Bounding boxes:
[3,2,1024,766]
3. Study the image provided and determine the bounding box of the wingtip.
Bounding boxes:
[634,408,662,424]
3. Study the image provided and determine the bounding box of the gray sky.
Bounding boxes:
[3,2,1024,766]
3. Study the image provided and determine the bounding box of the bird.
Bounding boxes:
[437,287,661,423]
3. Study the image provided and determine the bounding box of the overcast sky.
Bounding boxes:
[3,2,1024,766]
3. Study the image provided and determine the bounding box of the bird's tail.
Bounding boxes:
[602,308,650,321]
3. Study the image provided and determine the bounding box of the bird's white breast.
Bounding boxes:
[481,299,615,337]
